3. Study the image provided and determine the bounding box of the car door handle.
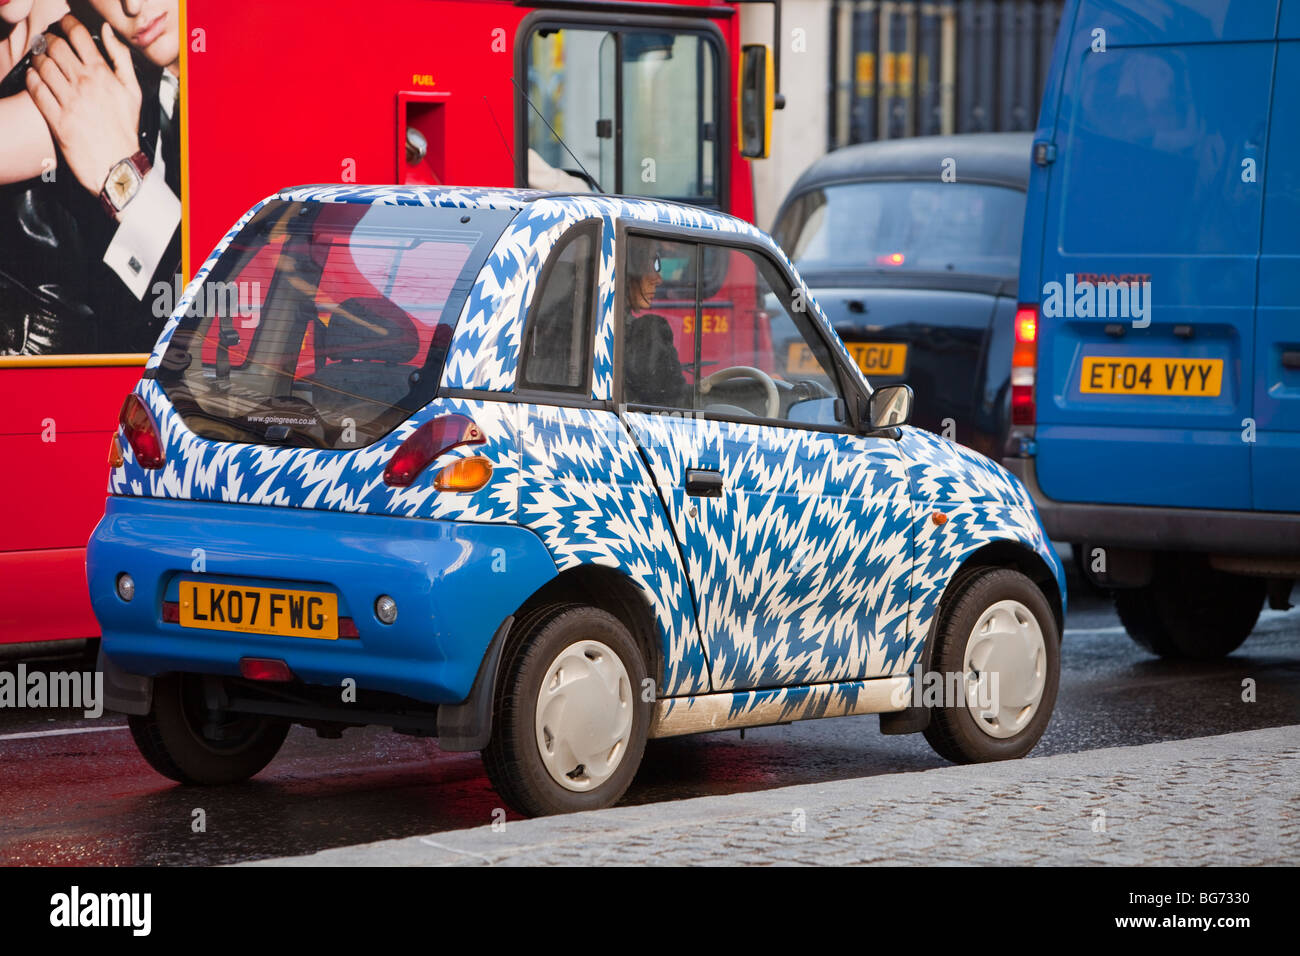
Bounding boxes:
[684,469,724,497]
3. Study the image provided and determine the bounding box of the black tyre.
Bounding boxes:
[1114,555,1265,659]
[127,673,290,785]
[482,605,650,817]
[922,568,1060,763]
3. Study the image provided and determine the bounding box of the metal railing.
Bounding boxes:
[827,0,1065,149]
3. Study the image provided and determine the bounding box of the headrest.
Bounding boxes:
[320,297,419,364]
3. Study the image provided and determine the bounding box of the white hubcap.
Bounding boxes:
[963,599,1047,739]
[534,640,633,792]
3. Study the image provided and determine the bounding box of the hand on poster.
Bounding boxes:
[25,14,141,203]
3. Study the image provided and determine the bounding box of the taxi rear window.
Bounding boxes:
[155,200,516,449]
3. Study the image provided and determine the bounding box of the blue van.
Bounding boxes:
[1006,0,1300,658]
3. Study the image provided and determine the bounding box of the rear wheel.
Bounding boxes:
[922,568,1060,763]
[1114,555,1265,659]
[483,605,650,817]
[127,673,289,785]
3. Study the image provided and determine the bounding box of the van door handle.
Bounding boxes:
[684,469,724,497]
[1282,350,1300,370]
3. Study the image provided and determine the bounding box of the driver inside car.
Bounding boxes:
[622,239,690,408]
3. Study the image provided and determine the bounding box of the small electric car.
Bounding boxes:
[89,186,1064,816]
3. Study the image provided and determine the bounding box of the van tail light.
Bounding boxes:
[383,414,485,487]
[1011,305,1038,426]
[119,393,165,469]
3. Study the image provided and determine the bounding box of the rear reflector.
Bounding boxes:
[162,601,179,623]
[1011,305,1038,426]
[239,658,295,682]
[383,414,485,487]
[119,393,166,469]
[338,617,359,639]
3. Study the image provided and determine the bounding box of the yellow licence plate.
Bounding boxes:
[1079,357,1223,396]
[787,341,908,377]
[179,581,339,639]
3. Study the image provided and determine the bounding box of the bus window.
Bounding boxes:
[524,26,721,203]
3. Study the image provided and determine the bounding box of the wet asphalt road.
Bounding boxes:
[2,582,1297,865]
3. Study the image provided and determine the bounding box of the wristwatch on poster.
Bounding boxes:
[99,150,152,219]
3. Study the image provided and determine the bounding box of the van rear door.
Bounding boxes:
[1026,1,1275,510]
[1254,9,1300,512]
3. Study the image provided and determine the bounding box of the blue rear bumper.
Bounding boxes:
[88,497,558,705]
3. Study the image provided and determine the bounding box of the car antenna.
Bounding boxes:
[510,76,605,193]
[482,95,516,171]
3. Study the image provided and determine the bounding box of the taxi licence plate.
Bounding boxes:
[787,341,908,377]
[1079,357,1223,396]
[179,581,339,639]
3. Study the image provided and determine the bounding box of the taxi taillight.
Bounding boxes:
[383,414,486,487]
[1011,305,1038,426]
[119,393,165,469]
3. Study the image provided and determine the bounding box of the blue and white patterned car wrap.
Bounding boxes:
[900,427,1065,672]
[111,184,1062,712]
[516,404,711,695]
[625,412,914,692]
[113,385,521,523]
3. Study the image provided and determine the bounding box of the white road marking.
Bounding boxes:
[0,725,128,741]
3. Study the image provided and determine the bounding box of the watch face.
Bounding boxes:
[107,159,143,210]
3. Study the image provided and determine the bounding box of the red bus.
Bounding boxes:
[1,0,778,652]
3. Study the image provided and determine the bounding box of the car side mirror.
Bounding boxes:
[739,45,775,159]
[861,384,913,437]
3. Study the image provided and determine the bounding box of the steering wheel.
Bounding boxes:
[700,365,780,419]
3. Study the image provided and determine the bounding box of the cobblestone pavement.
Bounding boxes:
[250,726,1299,866]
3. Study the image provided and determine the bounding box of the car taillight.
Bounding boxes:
[383,414,485,487]
[1011,305,1038,426]
[433,455,493,493]
[876,252,905,266]
[119,393,165,469]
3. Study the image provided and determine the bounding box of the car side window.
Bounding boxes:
[620,236,699,409]
[518,223,600,393]
[619,233,846,426]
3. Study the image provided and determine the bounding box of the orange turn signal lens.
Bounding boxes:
[108,434,124,468]
[433,455,493,493]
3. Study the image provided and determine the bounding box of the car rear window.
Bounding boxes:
[775,181,1026,280]
[155,200,516,449]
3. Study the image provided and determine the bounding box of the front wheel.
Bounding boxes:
[922,568,1060,763]
[127,673,289,785]
[482,605,650,817]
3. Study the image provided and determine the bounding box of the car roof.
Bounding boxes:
[275,185,763,237]
[786,132,1034,196]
